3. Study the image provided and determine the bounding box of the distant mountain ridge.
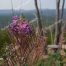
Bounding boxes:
[0,9,66,17]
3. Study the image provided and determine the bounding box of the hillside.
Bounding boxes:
[0,9,66,28]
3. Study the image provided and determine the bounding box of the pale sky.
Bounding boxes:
[0,0,66,10]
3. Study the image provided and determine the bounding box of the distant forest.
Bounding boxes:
[0,9,66,28]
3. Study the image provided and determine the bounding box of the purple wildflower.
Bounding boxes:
[12,15,19,20]
[9,16,32,35]
[20,22,32,35]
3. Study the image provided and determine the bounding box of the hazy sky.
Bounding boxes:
[0,0,66,10]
